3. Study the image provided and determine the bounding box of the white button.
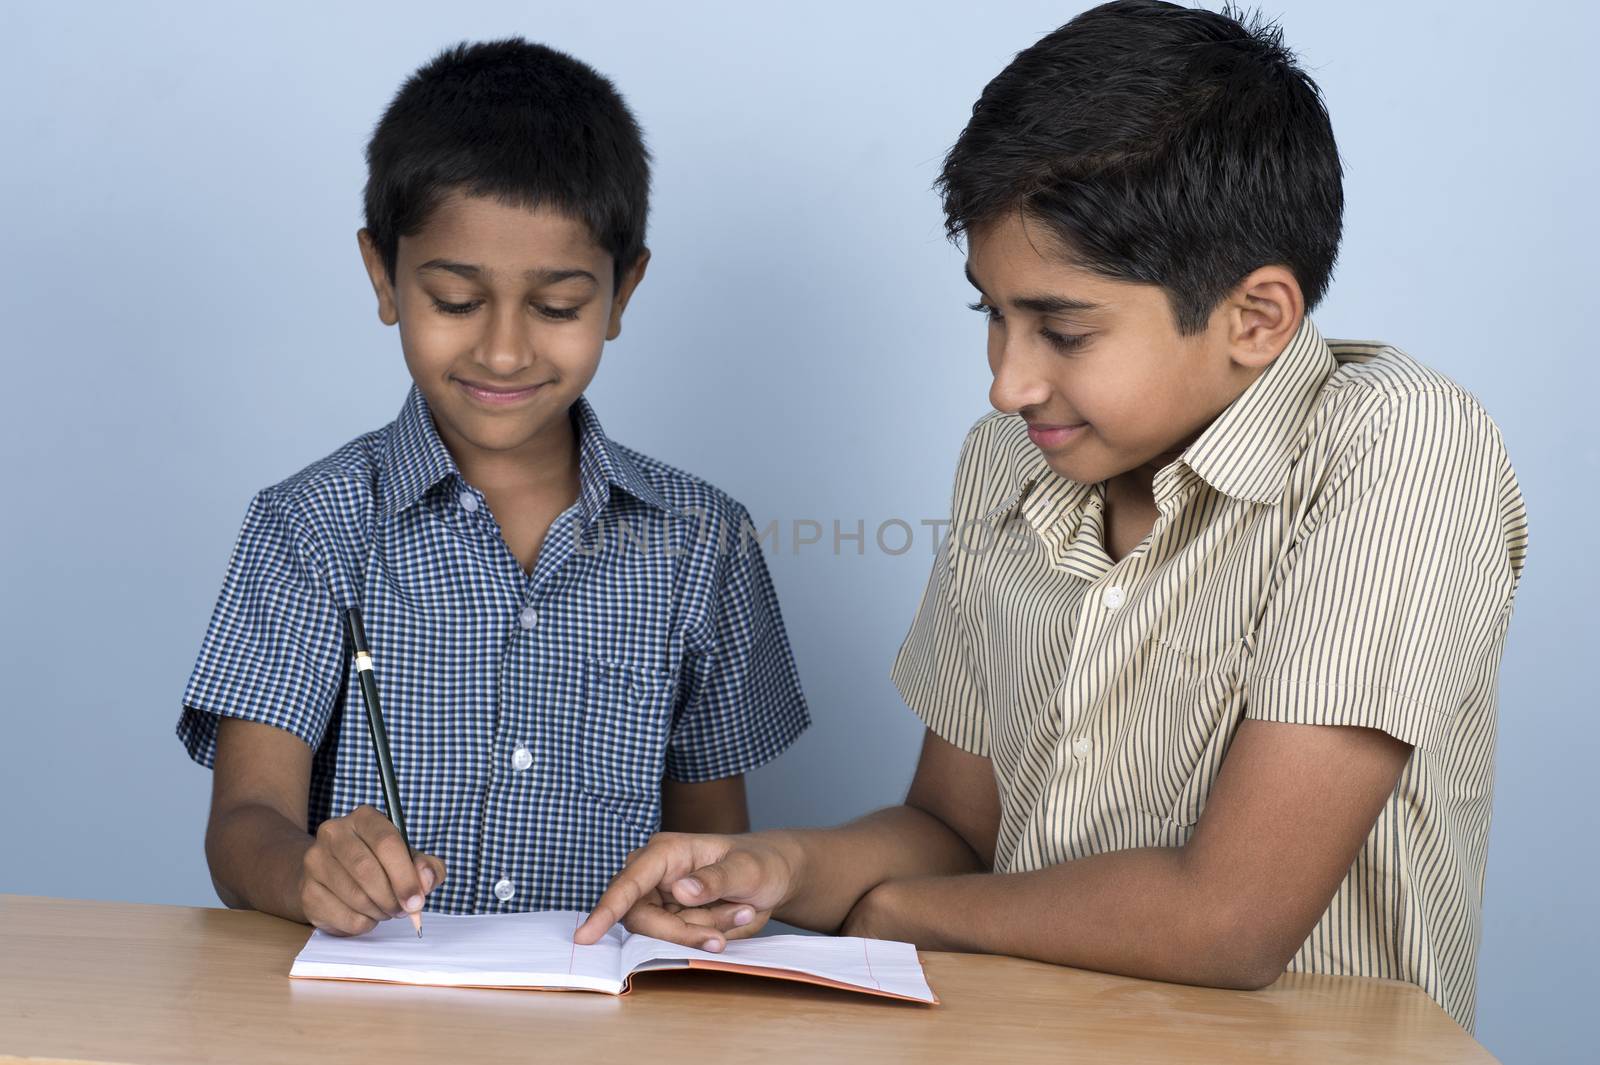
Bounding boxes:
[1101,585,1125,610]
[458,490,479,513]
[511,746,533,771]
[519,606,539,629]
[493,878,515,902]
[1072,737,1093,758]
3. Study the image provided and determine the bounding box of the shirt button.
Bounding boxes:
[1101,585,1125,610]
[458,490,479,514]
[493,878,516,902]
[511,746,533,771]
[519,606,539,629]
[1072,737,1093,758]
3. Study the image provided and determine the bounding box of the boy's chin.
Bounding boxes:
[435,401,575,456]
[1038,438,1180,488]
[1037,447,1110,487]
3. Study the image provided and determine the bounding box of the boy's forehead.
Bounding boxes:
[398,191,610,274]
[966,214,1163,317]
[969,217,1086,284]
[965,249,1103,313]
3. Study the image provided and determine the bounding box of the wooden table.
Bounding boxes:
[0,895,1493,1064]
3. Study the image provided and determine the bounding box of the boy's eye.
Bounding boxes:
[970,301,1089,352]
[967,300,1003,323]
[1040,327,1091,354]
[430,298,582,321]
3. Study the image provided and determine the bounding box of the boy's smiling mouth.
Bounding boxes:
[453,376,551,408]
[1025,420,1088,450]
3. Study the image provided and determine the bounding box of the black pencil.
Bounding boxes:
[343,606,423,938]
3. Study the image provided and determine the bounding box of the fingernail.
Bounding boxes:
[681,878,703,897]
[733,908,754,927]
[405,895,423,913]
[706,938,724,952]
[422,868,435,891]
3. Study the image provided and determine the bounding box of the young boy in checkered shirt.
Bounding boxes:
[179,40,808,933]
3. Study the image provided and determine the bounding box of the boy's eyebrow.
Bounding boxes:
[963,263,1100,314]
[1014,293,1101,314]
[417,259,598,285]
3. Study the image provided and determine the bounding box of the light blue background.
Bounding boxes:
[2,2,1593,1060]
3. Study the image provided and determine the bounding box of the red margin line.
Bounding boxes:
[861,938,882,991]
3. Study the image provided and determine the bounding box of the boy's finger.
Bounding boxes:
[303,879,378,937]
[416,855,446,895]
[576,877,648,944]
[355,818,426,914]
[576,848,678,944]
[675,903,767,939]
[328,828,404,916]
[306,848,390,923]
[622,902,729,952]
[668,852,763,908]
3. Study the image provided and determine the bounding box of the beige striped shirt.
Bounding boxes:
[891,317,1527,1030]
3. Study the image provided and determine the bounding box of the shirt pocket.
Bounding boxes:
[579,657,675,822]
[1113,637,1235,828]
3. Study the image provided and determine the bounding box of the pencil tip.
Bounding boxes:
[417,928,423,938]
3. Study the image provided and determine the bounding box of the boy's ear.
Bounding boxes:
[606,248,652,341]
[356,229,400,326]
[1221,265,1304,371]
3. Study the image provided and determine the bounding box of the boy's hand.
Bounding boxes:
[574,832,802,951]
[298,804,446,936]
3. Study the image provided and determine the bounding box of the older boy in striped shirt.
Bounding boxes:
[577,1,1526,1031]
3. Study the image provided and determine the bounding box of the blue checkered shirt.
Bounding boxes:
[179,386,809,913]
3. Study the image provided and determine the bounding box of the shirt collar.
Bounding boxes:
[379,386,671,521]
[570,392,671,522]
[983,425,1103,580]
[1177,315,1335,505]
[978,412,1088,528]
[379,385,458,518]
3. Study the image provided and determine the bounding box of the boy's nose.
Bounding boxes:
[478,305,536,373]
[988,346,1053,415]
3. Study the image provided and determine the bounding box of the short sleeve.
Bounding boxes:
[891,534,990,756]
[664,504,809,782]
[1242,392,1527,750]
[177,489,345,767]
[890,423,997,757]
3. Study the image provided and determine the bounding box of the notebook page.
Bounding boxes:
[619,931,936,1003]
[291,911,626,992]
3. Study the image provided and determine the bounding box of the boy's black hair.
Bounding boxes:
[937,1,1343,334]
[364,38,650,291]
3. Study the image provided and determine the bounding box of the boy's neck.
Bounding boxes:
[1108,433,1192,508]
[440,405,582,504]
[1100,434,1197,562]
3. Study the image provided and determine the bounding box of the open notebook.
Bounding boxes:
[290,910,938,1004]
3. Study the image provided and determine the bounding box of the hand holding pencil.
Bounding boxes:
[296,804,446,937]
[292,607,445,938]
